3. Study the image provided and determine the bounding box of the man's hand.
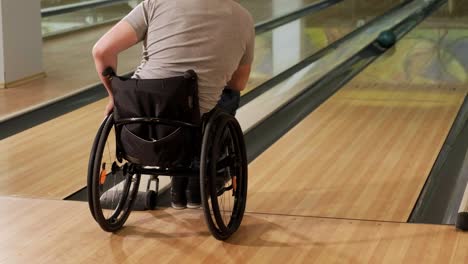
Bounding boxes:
[104,98,114,116]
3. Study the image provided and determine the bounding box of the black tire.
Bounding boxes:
[89,114,140,232]
[145,190,158,210]
[200,110,248,240]
[87,116,107,220]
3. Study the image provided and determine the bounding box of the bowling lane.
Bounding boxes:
[246,3,468,222]
[0,1,403,199]
[2,196,468,263]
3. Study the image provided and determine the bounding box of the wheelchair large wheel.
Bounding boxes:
[88,114,140,232]
[200,110,248,240]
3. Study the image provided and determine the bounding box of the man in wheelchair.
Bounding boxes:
[92,0,254,211]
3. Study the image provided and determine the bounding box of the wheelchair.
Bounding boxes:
[87,68,248,240]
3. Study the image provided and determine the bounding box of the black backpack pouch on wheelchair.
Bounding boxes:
[112,70,200,168]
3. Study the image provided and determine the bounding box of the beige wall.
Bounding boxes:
[0,0,43,86]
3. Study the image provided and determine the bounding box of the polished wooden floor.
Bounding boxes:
[0,99,103,198]
[1,196,468,263]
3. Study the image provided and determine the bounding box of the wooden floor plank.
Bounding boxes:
[0,100,104,199]
[1,197,468,264]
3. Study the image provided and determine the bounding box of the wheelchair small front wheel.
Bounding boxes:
[200,110,248,240]
[145,190,158,210]
[88,114,141,232]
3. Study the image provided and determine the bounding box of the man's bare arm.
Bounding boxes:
[92,20,139,115]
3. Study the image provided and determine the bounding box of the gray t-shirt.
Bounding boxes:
[123,0,255,113]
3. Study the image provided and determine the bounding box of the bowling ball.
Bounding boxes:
[376,30,397,49]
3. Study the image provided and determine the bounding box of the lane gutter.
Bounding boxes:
[409,95,468,224]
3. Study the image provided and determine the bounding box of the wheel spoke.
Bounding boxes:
[200,111,248,240]
[88,114,140,232]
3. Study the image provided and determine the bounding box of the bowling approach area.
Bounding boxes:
[1,0,468,263]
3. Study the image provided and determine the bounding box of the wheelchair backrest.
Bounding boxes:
[112,70,200,167]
